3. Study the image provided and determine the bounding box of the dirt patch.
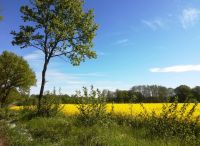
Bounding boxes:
[0,135,9,146]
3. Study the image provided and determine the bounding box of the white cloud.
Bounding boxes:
[181,8,200,29]
[142,19,164,31]
[30,68,109,94]
[24,50,43,61]
[24,51,119,95]
[31,68,130,95]
[150,65,200,73]
[35,70,106,86]
[32,69,90,95]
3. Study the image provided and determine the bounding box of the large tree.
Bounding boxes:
[11,0,98,112]
[0,51,36,108]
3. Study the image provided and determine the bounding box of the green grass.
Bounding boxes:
[0,112,191,146]
[1,101,200,146]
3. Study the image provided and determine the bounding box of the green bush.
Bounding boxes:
[137,102,200,145]
[25,117,71,142]
[0,121,9,146]
[38,94,63,117]
[0,107,19,121]
[0,120,33,146]
[75,86,107,126]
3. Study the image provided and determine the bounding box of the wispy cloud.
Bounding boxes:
[142,19,164,31]
[180,8,200,29]
[72,72,106,77]
[33,69,94,94]
[34,70,106,88]
[150,65,200,73]
[116,39,129,45]
[24,50,43,61]
[31,69,88,95]
[24,51,125,95]
[97,51,107,56]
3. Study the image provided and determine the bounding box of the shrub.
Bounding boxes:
[0,121,9,146]
[18,105,38,120]
[0,107,19,121]
[75,86,107,126]
[0,120,33,146]
[77,125,108,146]
[38,94,62,117]
[25,117,71,142]
[139,102,200,145]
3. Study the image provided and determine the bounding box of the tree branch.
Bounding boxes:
[29,43,44,52]
[51,50,73,57]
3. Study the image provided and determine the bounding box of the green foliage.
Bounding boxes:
[0,51,36,108]
[106,101,200,145]
[26,117,71,142]
[11,0,98,113]
[0,107,19,121]
[20,96,63,119]
[75,86,107,126]
[0,119,33,146]
[135,102,200,145]
[103,84,200,103]
[16,96,37,106]
[192,86,200,101]
[0,115,152,146]
[11,0,98,65]
[175,85,193,102]
[1,107,199,146]
[38,94,63,117]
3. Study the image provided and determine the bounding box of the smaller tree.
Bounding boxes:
[192,86,200,102]
[175,85,192,102]
[0,51,36,108]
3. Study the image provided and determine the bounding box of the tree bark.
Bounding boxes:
[38,58,49,113]
[0,90,10,108]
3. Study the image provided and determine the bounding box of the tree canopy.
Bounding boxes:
[175,85,193,102]
[0,51,36,107]
[11,0,98,65]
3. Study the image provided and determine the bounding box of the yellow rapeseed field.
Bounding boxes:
[11,103,200,120]
[61,103,200,119]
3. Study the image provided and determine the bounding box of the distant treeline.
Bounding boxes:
[23,85,200,105]
[103,85,200,103]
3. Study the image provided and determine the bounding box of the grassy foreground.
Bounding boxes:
[1,102,200,146]
[0,114,181,146]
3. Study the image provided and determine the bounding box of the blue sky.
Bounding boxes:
[1,0,200,94]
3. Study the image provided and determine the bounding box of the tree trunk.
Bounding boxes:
[0,90,10,108]
[38,59,49,113]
